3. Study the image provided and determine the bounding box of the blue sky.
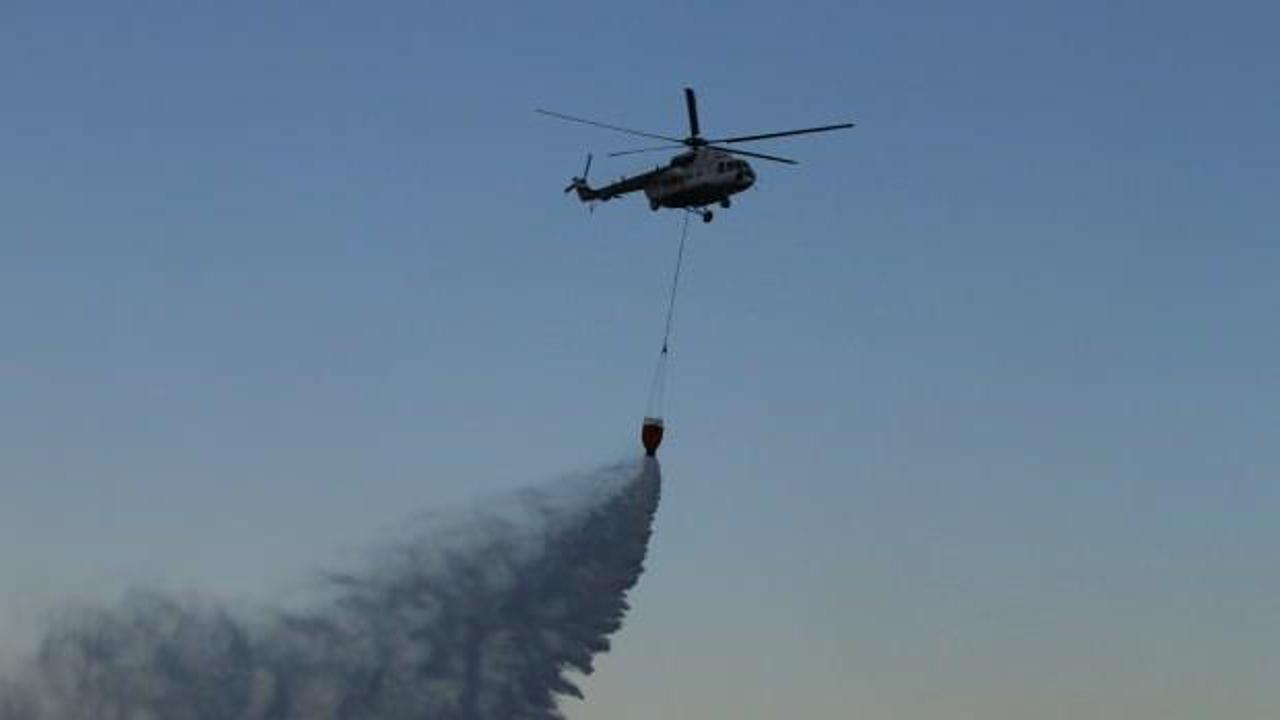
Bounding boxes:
[2,1,1278,717]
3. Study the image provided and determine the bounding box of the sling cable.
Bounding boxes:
[642,212,692,457]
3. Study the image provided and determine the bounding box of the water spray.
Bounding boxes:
[0,462,661,720]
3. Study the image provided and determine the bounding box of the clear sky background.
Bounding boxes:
[2,1,1278,717]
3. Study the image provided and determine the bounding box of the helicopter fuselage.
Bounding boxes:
[643,148,755,210]
[569,147,756,220]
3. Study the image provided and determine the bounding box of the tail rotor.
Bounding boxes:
[564,153,593,194]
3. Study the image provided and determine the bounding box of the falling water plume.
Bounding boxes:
[0,459,661,720]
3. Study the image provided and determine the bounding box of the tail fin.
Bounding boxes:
[569,180,599,202]
[564,153,599,202]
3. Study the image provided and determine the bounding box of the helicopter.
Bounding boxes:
[537,87,854,222]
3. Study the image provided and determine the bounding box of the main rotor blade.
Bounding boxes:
[709,145,799,165]
[536,109,682,143]
[608,145,685,157]
[684,87,701,138]
[710,122,855,144]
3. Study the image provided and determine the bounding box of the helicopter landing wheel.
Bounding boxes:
[702,210,714,223]
[719,198,731,209]
[650,199,660,211]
